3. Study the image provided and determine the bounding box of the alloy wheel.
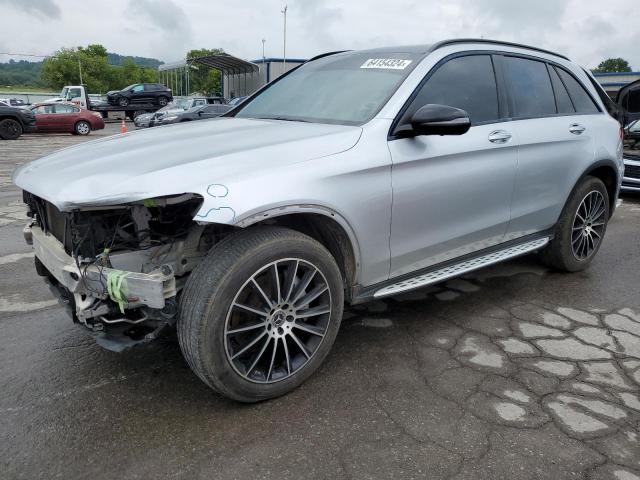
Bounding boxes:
[571,190,606,260]
[76,121,90,135]
[224,258,332,384]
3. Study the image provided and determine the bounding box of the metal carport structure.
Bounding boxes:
[158,54,259,98]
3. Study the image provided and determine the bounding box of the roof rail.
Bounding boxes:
[306,50,351,63]
[431,39,570,61]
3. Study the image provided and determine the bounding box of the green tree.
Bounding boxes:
[41,44,111,92]
[592,58,632,73]
[186,48,225,95]
[40,44,158,93]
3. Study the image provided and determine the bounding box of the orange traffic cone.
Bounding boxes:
[120,119,127,134]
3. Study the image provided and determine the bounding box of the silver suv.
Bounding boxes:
[13,40,623,402]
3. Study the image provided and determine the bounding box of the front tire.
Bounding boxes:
[0,118,22,140]
[74,120,91,136]
[178,227,344,402]
[118,97,129,107]
[540,176,609,272]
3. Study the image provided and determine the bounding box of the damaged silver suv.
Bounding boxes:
[13,40,623,402]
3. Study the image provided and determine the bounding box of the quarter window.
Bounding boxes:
[401,55,500,126]
[554,67,599,114]
[548,67,575,114]
[503,56,556,118]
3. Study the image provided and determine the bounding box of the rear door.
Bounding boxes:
[503,56,599,237]
[387,54,518,277]
[52,104,78,131]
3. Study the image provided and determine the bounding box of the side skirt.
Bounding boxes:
[352,233,552,303]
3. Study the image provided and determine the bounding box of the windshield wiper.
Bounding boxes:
[254,116,311,123]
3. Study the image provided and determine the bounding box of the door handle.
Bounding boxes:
[569,123,586,135]
[488,130,512,144]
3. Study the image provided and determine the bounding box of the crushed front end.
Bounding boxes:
[22,192,221,351]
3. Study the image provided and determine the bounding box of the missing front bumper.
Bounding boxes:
[28,224,177,319]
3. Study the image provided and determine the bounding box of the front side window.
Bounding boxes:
[503,56,556,118]
[399,54,500,126]
[555,67,599,114]
[235,52,421,125]
[132,85,144,93]
[34,105,54,114]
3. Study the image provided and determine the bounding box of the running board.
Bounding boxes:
[374,237,550,298]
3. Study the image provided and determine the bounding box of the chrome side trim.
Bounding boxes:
[374,237,550,298]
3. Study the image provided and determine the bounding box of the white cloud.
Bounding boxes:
[0,0,637,70]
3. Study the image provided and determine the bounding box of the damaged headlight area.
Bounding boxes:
[22,191,229,351]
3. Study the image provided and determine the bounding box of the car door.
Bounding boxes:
[502,57,599,237]
[51,104,78,132]
[387,54,518,278]
[130,84,146,103]
[33,105,55,132]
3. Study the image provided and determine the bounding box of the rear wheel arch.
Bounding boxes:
[582,161,618,217]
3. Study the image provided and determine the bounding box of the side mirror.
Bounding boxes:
[410,104,471,136]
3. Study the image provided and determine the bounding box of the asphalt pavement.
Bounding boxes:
[1,123,639,479]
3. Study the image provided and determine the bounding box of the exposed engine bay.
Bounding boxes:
[23,191,231,351]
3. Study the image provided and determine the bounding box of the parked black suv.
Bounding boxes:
[0,105,36,140]
[106,83,173,107]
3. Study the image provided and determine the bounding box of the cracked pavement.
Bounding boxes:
[1,124,640,479]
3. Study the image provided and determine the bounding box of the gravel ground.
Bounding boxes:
[1,123,639,480]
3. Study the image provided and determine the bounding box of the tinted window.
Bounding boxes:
[628,89,640,114]
[548,67,575,114]
[555,68,599,114]
[401,55,499,126]
[503,56,555,118]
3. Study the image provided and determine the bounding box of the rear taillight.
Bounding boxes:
[620,127,624,140]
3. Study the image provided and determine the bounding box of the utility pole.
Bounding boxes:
[282,5,287,74]
[262,38,266,62]
[78,57,83,85]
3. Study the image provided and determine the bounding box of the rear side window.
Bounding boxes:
[548,67,575,114]
[503,56,556,118]
[402,55,500,125]
[555,68,599,114]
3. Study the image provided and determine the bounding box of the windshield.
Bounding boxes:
[174,98,191,109]
[235,52,420,125]
[122,84,138,91]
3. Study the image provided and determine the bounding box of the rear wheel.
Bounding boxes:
[0,118,22,140]
[74,120,91,136]
[157,96,169,106]
[540,176,609,271]
[178,227,344,402]
[117,97,129,107]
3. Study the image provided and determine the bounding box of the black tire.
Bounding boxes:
[157,96,169,106]
[0,118,23,140]
[539,176,609,272]
[117,97,129,107]
[74,120,91,136]
[178,226,344,402]
[132,110,146,119]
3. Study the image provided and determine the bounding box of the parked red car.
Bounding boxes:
[30,103,105,135]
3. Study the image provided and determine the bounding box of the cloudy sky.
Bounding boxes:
[1,0,638,69]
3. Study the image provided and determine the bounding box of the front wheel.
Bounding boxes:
[540,176,610,272]
[0,118,22,140]
[178,227,344,402]
[117,97,129,107]
[74,120,91,136]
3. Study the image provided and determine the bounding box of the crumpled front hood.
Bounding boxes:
[13,117,362,211]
